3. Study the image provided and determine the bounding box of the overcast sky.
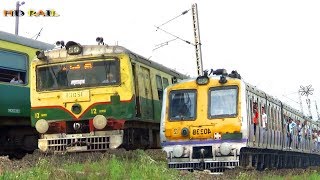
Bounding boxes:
[1,0,320,119]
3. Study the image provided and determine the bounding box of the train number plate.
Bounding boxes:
[190,126,213,139]
[62,90,90,102]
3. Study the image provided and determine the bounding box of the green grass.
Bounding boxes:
[2,151,320,180]
[0,150,189,180]
[235,170,320,180]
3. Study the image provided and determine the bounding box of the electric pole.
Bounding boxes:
[154,3,204,76]
[192,3,203,76]
[15,1,25,35]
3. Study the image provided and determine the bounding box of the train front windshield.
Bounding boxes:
[169,90,196,120]
[36,59,120,91]
[209,86,238,118]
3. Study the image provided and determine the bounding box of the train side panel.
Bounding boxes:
[0,31,54,158]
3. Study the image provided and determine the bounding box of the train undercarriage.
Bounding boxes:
[166,146,320,173]
[240,148,320,171]
[0,123,38,159]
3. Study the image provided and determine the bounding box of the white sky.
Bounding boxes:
[1,0,320,119]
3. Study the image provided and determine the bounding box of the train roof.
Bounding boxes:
[44,44,189,79]
[244,80,310,120]
[124,46,189,79]
[0,31,54,50]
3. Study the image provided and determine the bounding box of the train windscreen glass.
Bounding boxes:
[36,59,120,91]
[169,90,196,121]
[209,86,238,118]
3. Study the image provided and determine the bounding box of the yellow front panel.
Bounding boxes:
[164,78,242,140]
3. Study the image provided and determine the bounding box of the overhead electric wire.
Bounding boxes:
[155,9,190,28]
[154,26,195,46]
[153,8,194,50]
[31,27,43,40]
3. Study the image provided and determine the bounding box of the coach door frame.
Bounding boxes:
[246,90,260,147]
[138,66,154,120]
[131,63,142,117]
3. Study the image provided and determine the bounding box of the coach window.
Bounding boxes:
[0,50,27,84]
[163,77,169,89]
[274,107,278,130]
[269,106,272,129]
[267,103,272,127]
[271,107,275,130]
[274,107,280,131]
[156,75,163,101]
[274,107,277,130]
[273,107,276,130]
[274,108,277,130]
[169,90,196,121]
[172,77,177,84]
[209,86,238,118]
[276,108,280,130]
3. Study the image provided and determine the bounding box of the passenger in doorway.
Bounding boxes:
[261,106,268,144]
[312,129,318,152]
[252,102,259,142]
[303,121,308,140]
[296,120,302,149]
[287,117,296,150]
[317,131,320,151]
[10,74,23,84]
[102,72,116,83]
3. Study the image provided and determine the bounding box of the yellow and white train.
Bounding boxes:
[161,69,320,172]
[30,40,187,153]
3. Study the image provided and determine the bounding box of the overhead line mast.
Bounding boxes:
[192,3,203,76]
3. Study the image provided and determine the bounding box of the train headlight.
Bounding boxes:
[172,145,184,157]
[35,119,49,133]
[36,50,47,61]
[196,75,209,85]
[219,75,227,84]
[181,127,189,137]
[220,142,232,156]
[93,115,107,129]
[66,41,82,55]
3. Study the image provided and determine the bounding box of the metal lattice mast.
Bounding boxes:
[299,85,314,119]
[192,3,203,76]
[298,90,304,115]
[315,100,320,120]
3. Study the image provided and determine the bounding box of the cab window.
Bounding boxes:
[209,86,238,118]
[36,58,120,91]
[169,90,196,121]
